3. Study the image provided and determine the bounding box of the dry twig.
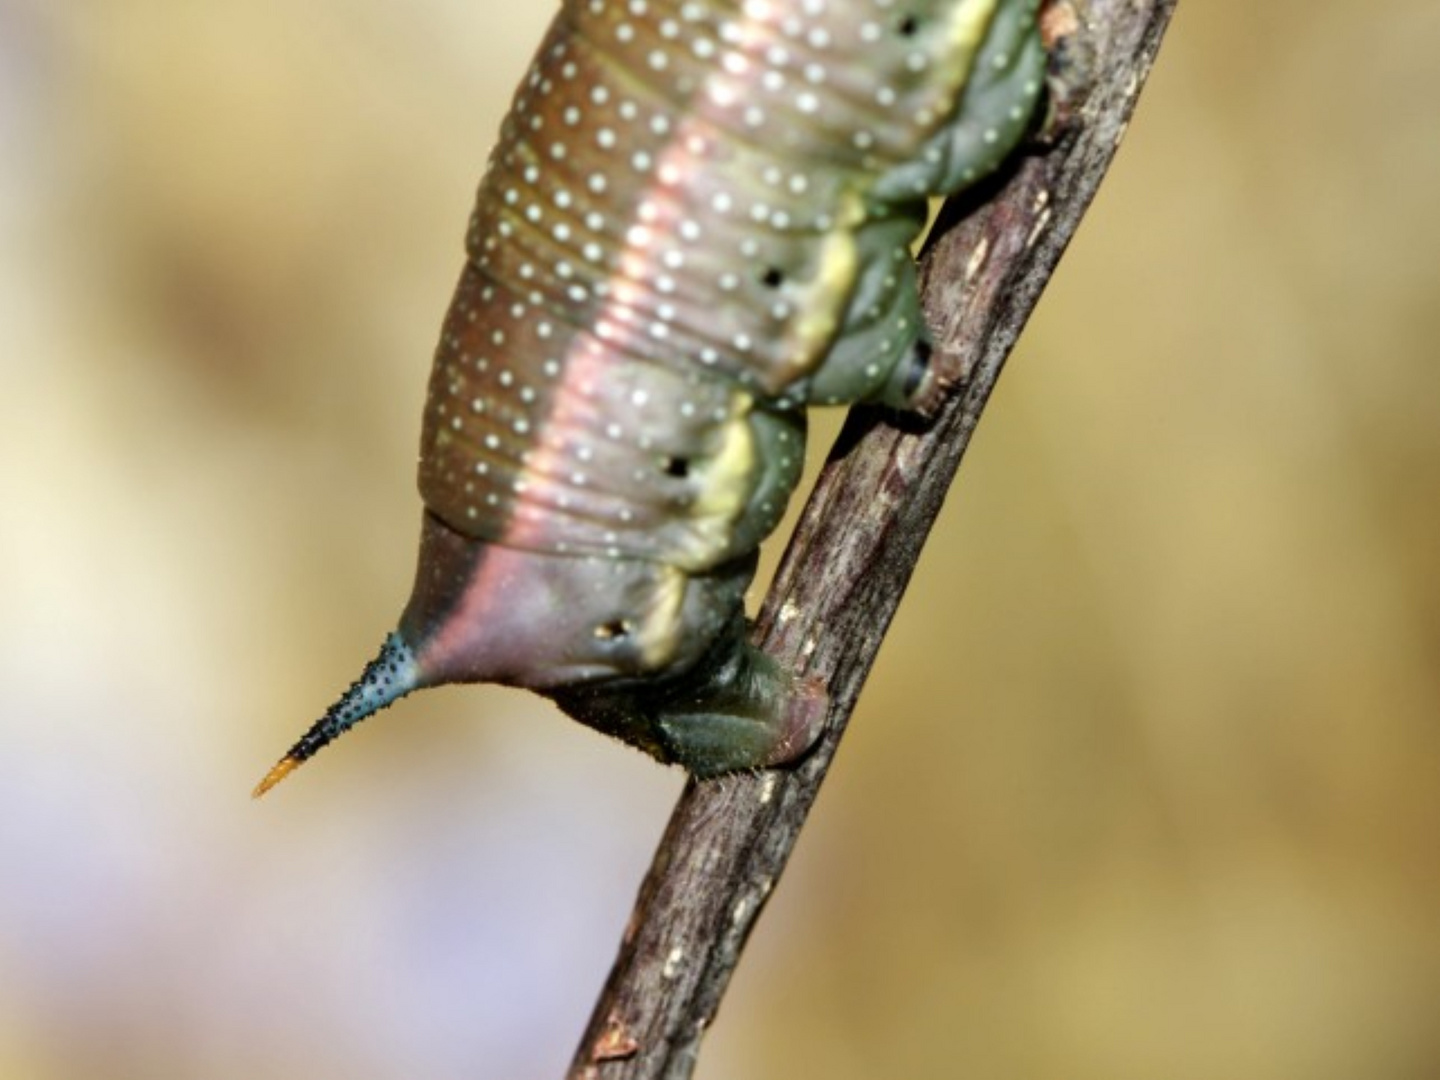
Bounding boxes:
[567,3,1180,1076]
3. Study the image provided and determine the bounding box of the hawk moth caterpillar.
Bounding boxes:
[256,0,1044,794]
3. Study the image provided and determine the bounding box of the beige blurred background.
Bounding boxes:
[1,2,1436,1078]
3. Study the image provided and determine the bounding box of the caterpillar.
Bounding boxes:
[256,0,1044,794]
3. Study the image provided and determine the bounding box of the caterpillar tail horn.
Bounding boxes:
[253,633,420,798]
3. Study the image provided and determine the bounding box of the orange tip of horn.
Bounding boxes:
[252,755,301,799]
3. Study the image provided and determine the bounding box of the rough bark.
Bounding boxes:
[567,3,1180,1077]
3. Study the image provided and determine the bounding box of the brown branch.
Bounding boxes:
[566,3,1179,1077]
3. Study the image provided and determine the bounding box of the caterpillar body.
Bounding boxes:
[256,0,1044,794]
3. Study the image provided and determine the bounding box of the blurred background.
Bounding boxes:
[1,1,1437,1077]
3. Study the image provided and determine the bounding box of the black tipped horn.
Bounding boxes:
[253,633,419,797]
